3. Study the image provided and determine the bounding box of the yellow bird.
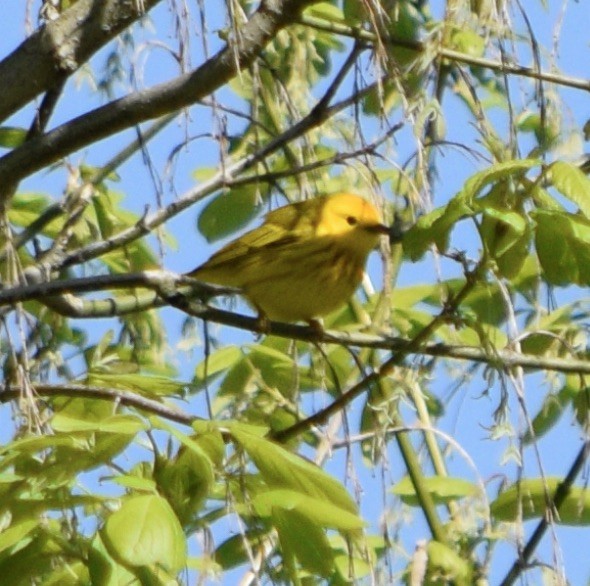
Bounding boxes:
[187,193,389,324]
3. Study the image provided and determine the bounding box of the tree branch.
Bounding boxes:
[0,0,163,124]
[2,272,589,376]
[48,77,388,274]
[499,441,590,586]
[0,113,178,262]
[166,294,590,376]
[0,270,232,313]
[299,14,590,93]
[0,0,321,198]
[0,382,196,426]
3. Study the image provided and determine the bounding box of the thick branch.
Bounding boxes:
[1,271,588,376]
[0,271,233,318]
[0,0,320,198]
[0,0,162,124]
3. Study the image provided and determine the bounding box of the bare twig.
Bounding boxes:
[0,382,197,426]
[299,14,590,92]
[35,75,390,274]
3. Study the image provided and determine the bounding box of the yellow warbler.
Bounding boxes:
[187,193,389,323]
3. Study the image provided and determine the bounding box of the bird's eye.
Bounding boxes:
[346,216,358,226]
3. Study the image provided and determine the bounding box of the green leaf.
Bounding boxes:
[92,190,139,237]
[88,534,138,586]
[361,78,403,117]
[51,413,146,434]
[52,397,115,423]
[87,372,186,397]
[419,279,507,327]
[331,533,385,581]
[198,185,264,242]
[0,520,37,554]
[245,345,298,390]
[463,281,508,325]
[211,344,307,400]
[304,2,346,23]
[520,303,576,355]
[272,505,334,577]
[229,425,359,515]
[402,158,537,260]
[516,110,561,149]
[490,478,590,524]
[385,2,422,66]
[533,209,590,285]
[193,345,243,388]
[253,489,365,531]
[451,30,485,57]
[481,207,527,255]
[0,126,27,148]
[480,207,531,278]
[424,540,474,583]
[152,417,224,465]
[156,450,213,521]
[217,358,252,398]
[522,384,577,444]
[0,434,79,458]
[9,495,105,518]
[414,100,445,141]
[50,431,138,473]
[343,0,366,24]
[8,193,63,238]
[214,529,269,571]
[402,204,462,260]
[385,283,442,309]
[80,163,120,183]
[102,494,186,571]
[110,474,157,492]
[460,159,539,202]
[517,111,542,133]
[392,476,478,506]
[0,531,57,585]
[549,161,590,218]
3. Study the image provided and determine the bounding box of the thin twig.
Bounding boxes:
[0,382,197,426]
[299,15,590,92]
[499,441,590,586]
[41,75,392,273]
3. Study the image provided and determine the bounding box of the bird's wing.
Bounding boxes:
[263,199,315,230]
[188,199,324,286]
[201,223,299,267]
[189,222,301,284]
[196,199,321,269]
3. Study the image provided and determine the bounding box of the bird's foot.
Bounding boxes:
[307,318,325,338]
[254,312,271,336]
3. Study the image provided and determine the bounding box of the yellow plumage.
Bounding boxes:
[187,193,388,323]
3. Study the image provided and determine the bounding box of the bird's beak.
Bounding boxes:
[366,222,391,235]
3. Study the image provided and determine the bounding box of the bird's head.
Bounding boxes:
[316,193,389,253]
